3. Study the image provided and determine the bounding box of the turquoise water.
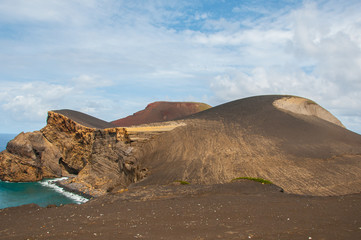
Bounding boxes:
[0,133,88,209]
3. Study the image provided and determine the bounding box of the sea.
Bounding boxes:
[0,133,88,209]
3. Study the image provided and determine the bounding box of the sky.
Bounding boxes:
[0,0,361,134]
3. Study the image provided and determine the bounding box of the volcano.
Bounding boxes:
[111,101,211,127]
[134,95,361,196]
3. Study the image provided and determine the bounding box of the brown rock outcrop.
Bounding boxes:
[0,110,146,195]
[0,131,62,182]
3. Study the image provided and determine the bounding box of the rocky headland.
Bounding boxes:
[1,95,361,239]
[0,110,147,196]
[0,102,206,196]
[1,95,361,197]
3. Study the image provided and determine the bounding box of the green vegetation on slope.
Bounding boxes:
[174,180,190,185]
[232,177,273,184]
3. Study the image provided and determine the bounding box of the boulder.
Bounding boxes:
[0,131,62,181]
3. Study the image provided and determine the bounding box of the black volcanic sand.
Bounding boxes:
[53,109,114,129]
[135,95,361,196]
[0,181,360,239]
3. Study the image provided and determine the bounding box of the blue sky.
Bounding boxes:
[1,0,361,134]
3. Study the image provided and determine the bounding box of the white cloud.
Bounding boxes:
[209,1,361,132]
[0,78,119,132]
[194,13,208,21]
[71,75,113,88]
[0,0,98,25]
[0,0,361,134]
[211,67,318,100]
[0,82,73,121]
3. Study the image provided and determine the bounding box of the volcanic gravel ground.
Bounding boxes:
[0,181,360,240]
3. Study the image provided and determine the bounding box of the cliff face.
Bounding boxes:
[0,111,146,195]
[0,131,62,182]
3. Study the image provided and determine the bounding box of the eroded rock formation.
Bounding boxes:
[0,111,147,195]
[0,131,62,182]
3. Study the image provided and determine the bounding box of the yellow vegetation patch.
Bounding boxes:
[117,188,128,193]
[126,123,186,133]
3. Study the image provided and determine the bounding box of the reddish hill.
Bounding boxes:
[111,101,211,127]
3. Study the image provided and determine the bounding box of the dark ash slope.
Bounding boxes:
[53,109,114,129]
[134,95,361,196]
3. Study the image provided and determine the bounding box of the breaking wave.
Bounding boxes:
[39,177,89,204]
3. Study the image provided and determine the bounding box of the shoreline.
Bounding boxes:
[0,178,90,209]
[53,179,95,200]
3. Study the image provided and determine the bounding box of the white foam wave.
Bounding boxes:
[40,177,89,204]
